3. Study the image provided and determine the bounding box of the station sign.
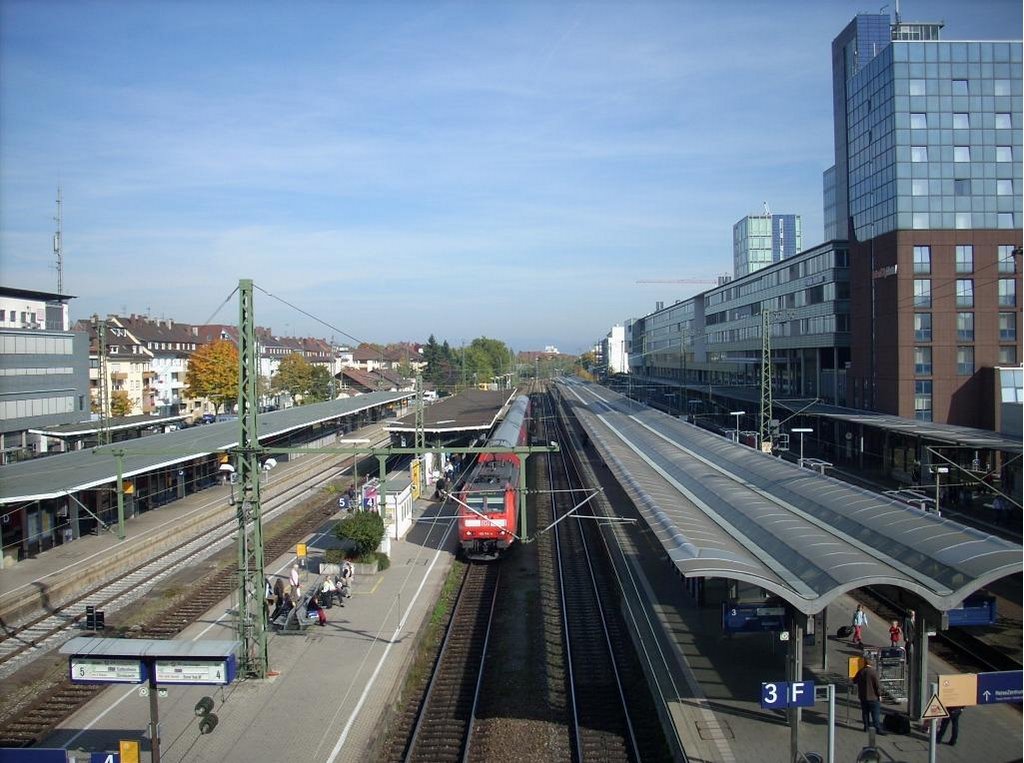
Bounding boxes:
[977,671,1022,705]
[154,656,235,685]
[760,681,815,709]
[70,657,145,684]
[939,670,1023,707]
[723,603,786,633]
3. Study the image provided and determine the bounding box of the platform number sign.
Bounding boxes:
[761,681,815,709]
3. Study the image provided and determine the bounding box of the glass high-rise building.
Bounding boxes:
[732,213,802,278]
[828,12,1022,427]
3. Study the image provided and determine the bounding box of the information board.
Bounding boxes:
[155,659,230,685]
[70,657,144,684]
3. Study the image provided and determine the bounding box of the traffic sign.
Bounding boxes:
[921,693,949,720]
[977,670,1023,705]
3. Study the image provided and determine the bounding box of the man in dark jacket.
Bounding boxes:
[854,657,886,735]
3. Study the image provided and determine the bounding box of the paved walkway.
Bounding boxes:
[45,496,459,762]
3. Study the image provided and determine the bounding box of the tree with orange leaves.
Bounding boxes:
[185,339,238,414]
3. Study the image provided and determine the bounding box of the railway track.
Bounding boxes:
[0,439,394,748]
[402,562,500,762]
[544,394,639,762]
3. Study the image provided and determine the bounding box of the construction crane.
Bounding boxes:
[636,275,730,285]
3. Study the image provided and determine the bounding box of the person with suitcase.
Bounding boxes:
[852,604,869,646]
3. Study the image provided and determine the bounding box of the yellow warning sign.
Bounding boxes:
[296,543,307,558]
[922,693,949,720]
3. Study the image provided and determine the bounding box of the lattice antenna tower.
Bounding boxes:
[54,187,64,294]
[759,309,773,450]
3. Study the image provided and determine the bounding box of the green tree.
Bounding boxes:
[185,340,238,413]
[110,389,135,417]
[307,365,334,403]
[272,352,313,401]
[334,510,385,558]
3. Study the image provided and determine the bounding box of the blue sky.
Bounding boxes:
[2,1,1020,354]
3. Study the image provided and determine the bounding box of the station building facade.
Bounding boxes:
[831,16,1023,427]
[0,287,90,463]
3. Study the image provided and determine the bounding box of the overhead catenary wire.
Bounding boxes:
[254,284,368,348]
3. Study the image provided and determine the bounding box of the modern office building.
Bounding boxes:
[733,213,802,278]
[0,286,90,462]
[828,13,1022,426]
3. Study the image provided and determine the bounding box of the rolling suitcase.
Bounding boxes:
[837,625,854,638]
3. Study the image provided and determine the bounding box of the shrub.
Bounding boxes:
[375,552,390,571]
[325,548,348,565]
[334,510,385,557]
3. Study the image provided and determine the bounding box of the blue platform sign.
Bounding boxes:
[90,753,120,763]
[724,603,787,633]
[761,681,815,709]
[976,671,1023,705]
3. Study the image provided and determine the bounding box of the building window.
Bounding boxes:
[996,113,1012,129]
[957,312,974,342]
[911,146,928,162]
[997,179,1013,196]
[999,312,1016,341]
[999,279,1016,307]
[915,313,932,341]
[956,347,974,376]
[952,113,969,129]
[915,347,932,375]
[910,79,926,96]
[955,245,973,273]
[910,113,927,129]
[996,146,1013,162]
[999,346,1017,365]
[998,245,1017,274]
[999,213,1014,229]
[994,79,1011,96]
[954,179,971,196]
[956,279,974,308]
[915,380,932,421]
[913,213,929,229]
[955,212,971,229]
[914,279,931,308]
[913,245,931,274]
[954,146,970,162]
[952,79,968,95]
[912,179,928,196]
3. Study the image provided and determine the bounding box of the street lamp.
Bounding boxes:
[730,411,744,443]
[792,427,813,468]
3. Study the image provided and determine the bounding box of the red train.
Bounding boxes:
[457,394,530,560]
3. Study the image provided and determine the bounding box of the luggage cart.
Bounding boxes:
[864,646,908,703]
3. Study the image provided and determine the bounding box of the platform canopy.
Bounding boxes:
[387,389,514,434]
[558,379,1023,616]
[0,391,411,504]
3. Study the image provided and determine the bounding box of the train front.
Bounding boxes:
[457,460,518,560]
[457,395,530,561]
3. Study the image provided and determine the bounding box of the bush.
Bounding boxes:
[325,548,348,565]
[334,510,385,557]
[375,552,390,571]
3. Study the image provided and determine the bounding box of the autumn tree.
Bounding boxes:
[110,390,135,417]
[185,339,239,413]
[307,365,335,403]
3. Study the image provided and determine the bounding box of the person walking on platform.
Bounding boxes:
[289,563,301,599]
[854,656,886,735]
[903,611,916,655]
[937,706,963,746]
[852,604,869,646]
[888,619,903,647]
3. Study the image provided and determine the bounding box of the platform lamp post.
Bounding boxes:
[793,427,813,468]
[730,411,744,443]
[933,465,949,514]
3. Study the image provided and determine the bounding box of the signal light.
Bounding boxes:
[194,697,215,717]
[195,696,218,735]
